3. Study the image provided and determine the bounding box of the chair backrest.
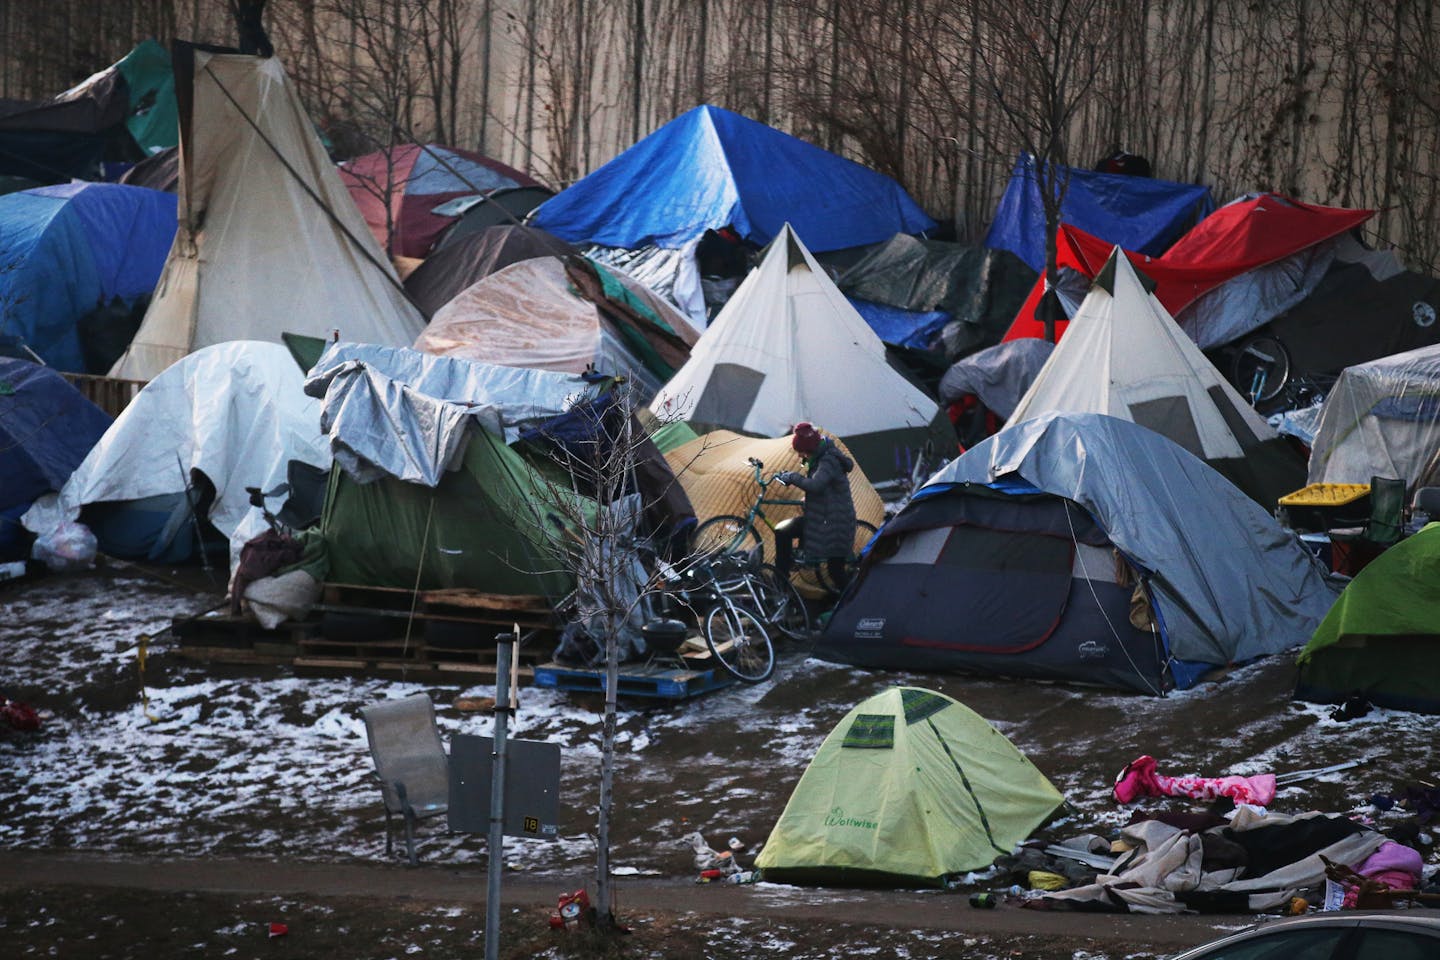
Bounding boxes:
[360,693,449,814]
[1414,486,1440,518]
[1369,476,1407,545]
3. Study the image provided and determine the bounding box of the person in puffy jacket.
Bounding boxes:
[773,422,857,588]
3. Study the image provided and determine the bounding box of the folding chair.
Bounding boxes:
[360,693,450,866]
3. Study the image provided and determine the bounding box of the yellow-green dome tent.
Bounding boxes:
[756,687,1064,886]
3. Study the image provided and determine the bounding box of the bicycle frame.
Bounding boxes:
[734,457,803,536]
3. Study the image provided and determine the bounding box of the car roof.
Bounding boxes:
[1172,911,1440,958]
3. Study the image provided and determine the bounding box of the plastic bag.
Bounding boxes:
[32,521,97,572]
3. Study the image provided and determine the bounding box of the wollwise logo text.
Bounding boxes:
[823,806,878,830]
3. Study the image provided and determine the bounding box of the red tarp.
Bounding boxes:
[340,143,540,259]
[1003,194,1375,343]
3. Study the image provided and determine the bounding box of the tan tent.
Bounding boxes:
[665,429,884,592]
[111,47,422,380]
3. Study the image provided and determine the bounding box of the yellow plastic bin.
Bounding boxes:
[1278,483,1371,532]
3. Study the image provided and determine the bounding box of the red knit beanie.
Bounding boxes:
[791,422,821,455]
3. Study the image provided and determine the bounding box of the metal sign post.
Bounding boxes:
[485,632,512,960]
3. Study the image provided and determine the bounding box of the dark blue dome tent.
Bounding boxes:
[0,359,112,560]
[0,182,176,372]
[819,412,1338,694]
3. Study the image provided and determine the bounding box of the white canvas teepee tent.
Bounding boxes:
[649,223,941,476]
[1007,248,1305,506]
[111,48,422,381]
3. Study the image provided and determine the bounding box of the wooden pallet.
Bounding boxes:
[171,587,556,682]
[533,658,736,700]
[316,583,556,632]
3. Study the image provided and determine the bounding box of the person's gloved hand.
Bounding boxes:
[775,471,800,485]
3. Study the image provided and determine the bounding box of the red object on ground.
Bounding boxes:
[0,699,40,731]
[339,144,541,258]
[268,922,288,938]
[1002,195,1375,344]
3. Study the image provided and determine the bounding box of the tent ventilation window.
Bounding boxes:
[900,688,950,724]
[841,714,895,749]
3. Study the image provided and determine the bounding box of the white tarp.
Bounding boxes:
[304,342,592,487]
[1308,343,1440,491]
[111,52,422,381]
[26,341,330,570]
[650,223,939,440]
[1010,250,1279,461]
[930,411,1337,667]
[413,257,672,399]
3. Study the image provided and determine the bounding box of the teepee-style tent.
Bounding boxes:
[111,46,422,381]
[649,224,947,479]
[1007,249,1305,507]
[755,687,1064,886]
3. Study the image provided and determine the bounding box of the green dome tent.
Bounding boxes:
[1296,522,1440,714]
[755,687,1064,886]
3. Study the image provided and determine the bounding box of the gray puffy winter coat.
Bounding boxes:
[787,439,857,559]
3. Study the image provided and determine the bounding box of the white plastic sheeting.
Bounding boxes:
[1307,343,1440,491]
[929,411,1337,668]
[304,341,592,487]
[414,257,671,399]
[26,341,330,570]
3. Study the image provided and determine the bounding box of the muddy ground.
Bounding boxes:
[3,562,1438,958]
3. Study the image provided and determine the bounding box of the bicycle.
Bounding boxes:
[690,457,877,602]
[653,556,775,683]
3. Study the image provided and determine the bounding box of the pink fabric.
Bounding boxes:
[1113,755,1276,806]
[1341,841,1423,908]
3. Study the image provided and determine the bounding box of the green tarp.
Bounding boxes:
[1296,522,1440,713]
[317,428,583,597]
[755,687,1064,886]
[116,40,178,156]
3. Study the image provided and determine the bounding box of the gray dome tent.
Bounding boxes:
[820,412,1338,692]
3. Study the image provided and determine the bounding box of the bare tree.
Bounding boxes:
[508,382,697,931]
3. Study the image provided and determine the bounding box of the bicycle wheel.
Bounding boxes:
[703,603,775,683]
[795,520,878,598]
[692,514,763,562]
[1230,334,1291,406]
[755,564,813,641]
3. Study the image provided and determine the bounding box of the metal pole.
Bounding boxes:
[485,632,513,960]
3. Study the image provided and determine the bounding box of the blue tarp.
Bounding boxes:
[0,182,177,372]
[532,105,936,252]
[847,297,949,350]
[984,154,1214,272]
[0,358,111,519]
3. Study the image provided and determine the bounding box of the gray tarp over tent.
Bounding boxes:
[932,413,1336,668]
[304,342,592,486]
[938,338,1055,416]
[820,412,1337,689]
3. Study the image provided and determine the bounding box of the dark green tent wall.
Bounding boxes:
[319,429,579,598]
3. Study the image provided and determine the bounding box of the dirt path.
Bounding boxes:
[7,849,1235,951]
